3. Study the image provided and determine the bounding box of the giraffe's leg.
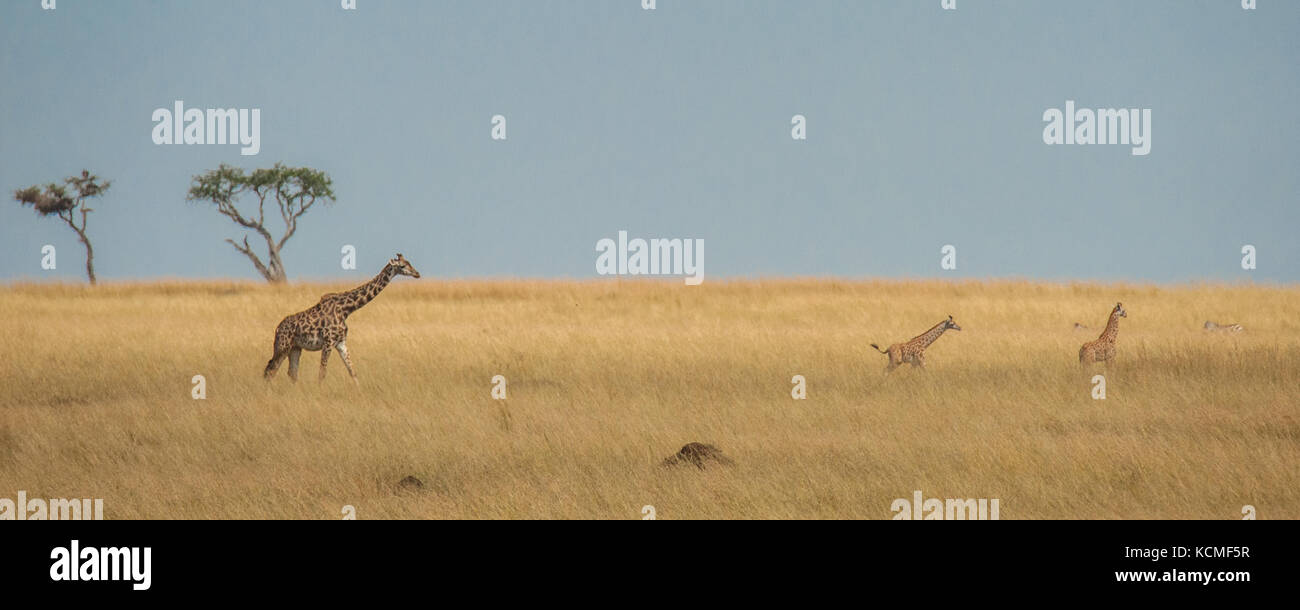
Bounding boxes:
[287,348,302,382]
[336,340,359,386]
[319,345,331,381]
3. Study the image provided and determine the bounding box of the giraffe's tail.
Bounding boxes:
[263,355,280,380]
[264,341,290,380]
[869,343,888,355]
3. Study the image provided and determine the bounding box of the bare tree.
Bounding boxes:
[13,170,110,284]
[187,163,335,284]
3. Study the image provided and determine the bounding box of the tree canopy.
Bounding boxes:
[13,170,110,284]
[187,163,335,283]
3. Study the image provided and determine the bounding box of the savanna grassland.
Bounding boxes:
[1,279,1297,519]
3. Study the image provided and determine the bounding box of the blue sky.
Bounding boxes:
[1,0,1296,283]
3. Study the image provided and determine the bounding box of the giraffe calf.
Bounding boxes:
[1079,302,1126,364]
[871,315,961,372]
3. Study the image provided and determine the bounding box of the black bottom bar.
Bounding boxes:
[3,519,1286,600]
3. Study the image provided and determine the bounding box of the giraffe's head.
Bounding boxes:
[944,315,962,331]
[388,253,421,279]
[1114,302,1127,318]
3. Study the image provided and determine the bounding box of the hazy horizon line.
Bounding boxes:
[3,274,1295,289]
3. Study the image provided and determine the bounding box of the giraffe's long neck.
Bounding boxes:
[913,320,949,348]
[1101,311,1121,341]
[339,266,397,317]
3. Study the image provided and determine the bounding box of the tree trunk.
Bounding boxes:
[71,226,95,285]
[83,238,96,285]
[60,209,96,285]
[266,244,287,284]
[227,235,288,284]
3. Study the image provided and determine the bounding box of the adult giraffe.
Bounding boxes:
[263,253,421,384]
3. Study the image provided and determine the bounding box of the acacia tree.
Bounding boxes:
[187,163,335,284]
[13,170,111,284]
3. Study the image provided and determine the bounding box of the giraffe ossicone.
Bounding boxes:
[263,253,421,385]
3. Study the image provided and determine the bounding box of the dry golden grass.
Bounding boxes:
[1,278,1297,519]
